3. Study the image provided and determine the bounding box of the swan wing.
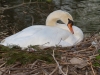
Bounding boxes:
[1,25,71,48]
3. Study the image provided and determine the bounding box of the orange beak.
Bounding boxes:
[67,23,74,34]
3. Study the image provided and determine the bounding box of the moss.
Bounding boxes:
[6,49,55,65]
[93,54,100,67]
[0,45,56,65]
[93,62,100,67]
[0,45,11,51]
[98,49,100,53]
[96,55,100,60]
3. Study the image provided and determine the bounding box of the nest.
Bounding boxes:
[0,34,100,75]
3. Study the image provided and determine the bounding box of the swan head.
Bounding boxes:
[67,19,74,34]
[46,10,74,34]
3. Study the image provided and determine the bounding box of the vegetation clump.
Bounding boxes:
[0,45,56,65]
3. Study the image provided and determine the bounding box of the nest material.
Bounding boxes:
[0,34,100,75]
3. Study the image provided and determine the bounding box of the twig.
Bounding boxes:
[30,60,39,69]
[32,72,40,75]
[52,49,66,75]
[90,63,96,75]
[73,70,78,75]
[26,68,41,75]
[66,65,68,75]
[73,49,89,53]
[1,2,46,11]
[41,67,49,75]
[57,38,62,46]
[31,15,34,25]
[60,62,87,65]
[88,60,96,75]
[85,70,88,75]
[36,0,41,10]
[0,62,6,68]
[49,66,58,75]
[8,70,11,74]
[9,68,33,71]
[89,54,99,60]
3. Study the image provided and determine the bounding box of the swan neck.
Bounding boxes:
[46,18,59,26]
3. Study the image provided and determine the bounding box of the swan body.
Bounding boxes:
[0,10,84,48]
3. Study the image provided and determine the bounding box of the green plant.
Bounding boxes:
[0,45,55,65]
[98,49,100,53]
[93,54,100,67]
[96,55,100,60]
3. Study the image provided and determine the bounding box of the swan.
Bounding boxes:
[0,10,84,48]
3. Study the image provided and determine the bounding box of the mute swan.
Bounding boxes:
[0,10,83,48]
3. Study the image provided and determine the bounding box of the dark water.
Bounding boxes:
[0,0,100,35]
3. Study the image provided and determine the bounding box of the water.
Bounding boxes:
[0,0,100,35]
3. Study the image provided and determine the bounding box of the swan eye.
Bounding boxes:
[68,19,74,25]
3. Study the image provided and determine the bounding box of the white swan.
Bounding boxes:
[0,10,83,48]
